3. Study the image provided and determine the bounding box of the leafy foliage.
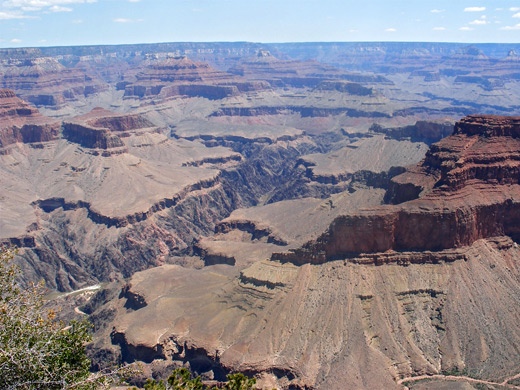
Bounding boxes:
[0,247,131,389]
[139,368,258,390]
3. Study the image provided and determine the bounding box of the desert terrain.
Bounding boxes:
[2,42,520,389]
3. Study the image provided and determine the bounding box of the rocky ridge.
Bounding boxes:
[79,115,520,390]
[63,107,159,155]
[0,88,60,152]
[274,115,520,265]
[228,50,392,87]
[123,56,269,99]
[0,57,106,106]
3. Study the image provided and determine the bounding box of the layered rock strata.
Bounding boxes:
[0,57,106,106]
[63,107,159,155]
[0,89,60,152]
[123,56,268,99]
[228,50,391,87]
[274,115,520,264]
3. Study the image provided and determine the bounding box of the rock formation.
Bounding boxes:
[0,57,106,106]
[63,107,159,154]
[4,42,520,389]
[228,50,391,87]
[82,115,520,390]
[0,89,60,152]
[274,115,520,264]
[123,56,268,99]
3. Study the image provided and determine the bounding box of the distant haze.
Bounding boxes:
[0,0,520,48]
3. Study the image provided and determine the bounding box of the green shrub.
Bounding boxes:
[0,247,127,389]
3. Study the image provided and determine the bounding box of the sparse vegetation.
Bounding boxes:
[137,368,258,390]
[0,246,131,389]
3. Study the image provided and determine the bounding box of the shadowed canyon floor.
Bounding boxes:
[2,43,520,389]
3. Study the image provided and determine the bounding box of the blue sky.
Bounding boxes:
[1,1,520,48]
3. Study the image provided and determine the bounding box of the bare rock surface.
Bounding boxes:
[123,56,268,100]
[0,89,60,151]
[88,115,520,389]
[301,134,429,183]
[217,188,386,248]
[0,57,107,106]
[276,115,520,264]
[4,43,520,389]
[100,237,520,389]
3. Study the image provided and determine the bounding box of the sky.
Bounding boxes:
[1,1,520,48]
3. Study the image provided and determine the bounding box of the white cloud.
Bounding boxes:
[71,18,82,23]
[501,23,520,30]
[469,19,488,24]
[349,29,357,33]
[433,27,446,31]
[0,10,30,19]
[510,7,520,11]
[39,39,46,42]
[384,28,396,32]
[113,17,143,23]
[513,12,520,18]
[459,26,474,31]
[128,0,140,2]
[464,7,486,12]
[11,38,22,42]
[2,0,98,15]
[430,9,445,13]
[49,5,72,11]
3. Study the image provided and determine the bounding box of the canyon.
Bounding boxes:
[2,42,520,389]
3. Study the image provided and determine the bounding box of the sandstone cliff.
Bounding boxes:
[123,56,268,99]
[0,57,106,106]
[84,115,520,390]
[274,115,520,264]
[0,89,60,152]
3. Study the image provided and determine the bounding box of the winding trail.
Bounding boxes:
[397,371,520,389]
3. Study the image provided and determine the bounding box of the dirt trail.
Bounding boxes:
[398,371,520,389]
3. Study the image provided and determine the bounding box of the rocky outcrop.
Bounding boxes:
[0,57,106,106]
[274,115,520,264]
[314,80,374,95]
[123,56,268,99]
[63,107,159,153]
[0,89,60,152]
[63,123,126,152]
[370,120,454,144]
[228,50,392,86]
[211,105,389,118]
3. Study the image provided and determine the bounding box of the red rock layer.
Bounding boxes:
[0,57,106,106]
[228,50,391,86]
[63,107,157,153]
[135,56,234,83]
[273,115,520,264]
[0,89,60,150]
[123,56,268,99]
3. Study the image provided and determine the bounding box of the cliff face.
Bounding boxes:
[84,115,520,390]
[0,57,106,106]
[62,107,161,153]
[274,115,520,264]
[0,89,60,151]
[227,50,391,86]
[123,56,268,99]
